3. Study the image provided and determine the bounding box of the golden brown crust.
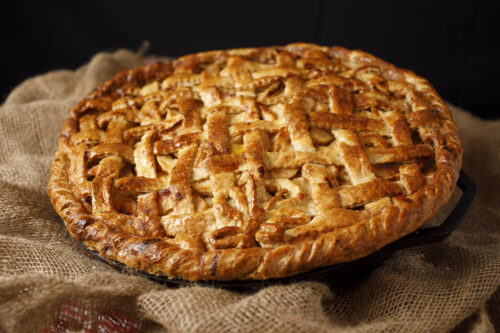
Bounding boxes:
[48,43,462,281]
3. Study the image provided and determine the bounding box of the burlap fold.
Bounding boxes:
[0,50,498,333]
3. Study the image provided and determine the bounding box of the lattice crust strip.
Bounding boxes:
[49,44,462,281]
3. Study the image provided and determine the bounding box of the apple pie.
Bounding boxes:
[48,43,462,281]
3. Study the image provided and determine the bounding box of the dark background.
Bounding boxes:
[2,0,499,119]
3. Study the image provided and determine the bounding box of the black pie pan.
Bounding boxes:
[72,170,476,292]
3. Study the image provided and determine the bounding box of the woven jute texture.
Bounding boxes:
[0,50,499,333]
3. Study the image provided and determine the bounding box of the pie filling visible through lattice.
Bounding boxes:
[48,43,462,281]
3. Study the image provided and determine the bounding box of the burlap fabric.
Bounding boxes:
[0,50,498,333]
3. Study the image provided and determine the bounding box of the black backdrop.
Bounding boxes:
[2,0,499,119]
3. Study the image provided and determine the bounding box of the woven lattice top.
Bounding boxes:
[49,43,462,281]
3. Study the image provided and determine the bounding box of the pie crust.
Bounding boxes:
[48,43,462,281]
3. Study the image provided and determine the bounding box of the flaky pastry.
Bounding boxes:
[48,43,462,281]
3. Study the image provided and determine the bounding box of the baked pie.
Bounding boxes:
[48,43,462,281]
